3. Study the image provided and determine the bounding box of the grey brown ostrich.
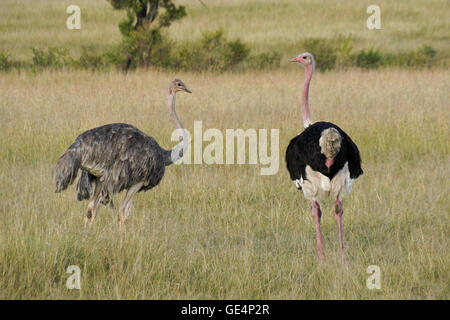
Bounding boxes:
[285,53,363,261]
[53,79,191,229]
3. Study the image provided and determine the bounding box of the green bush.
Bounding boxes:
[108,0,186,71]
[356,48,383,69]
[0,50,14,72]
[419,45,437,67]
[73,47,110,71]
[297,36,438,70]
[382,45,437,68]
[172,30,251,72]
[300,37,337,71]
[246,51,282,70]
[1,37,440,73]
[31,47,72,71]
[199,30,250,71]
[334,34,355,70]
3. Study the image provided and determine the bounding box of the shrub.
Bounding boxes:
[2,36,440,72]
[199,30,250,71]
[222,39,251,70]
[0,50,13,72]
[334,34,355,70]
[172,30,251,72]
[356,48,383,69]
[246,51,281,70]
[73,47,110,71]
[300,37,337,71]
[383,45,437,68]
[108,0,186,71]
[415,45,437,67]
[31,47,72,71]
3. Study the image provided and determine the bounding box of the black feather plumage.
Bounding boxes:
[285,121,363,184]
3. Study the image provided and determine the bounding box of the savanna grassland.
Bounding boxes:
[1,0,449,62]
[0,0,449,299]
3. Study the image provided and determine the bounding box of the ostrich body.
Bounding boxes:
[285,53,363,260]
[53,79,191,229]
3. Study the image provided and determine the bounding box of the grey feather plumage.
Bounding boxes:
[54,123,171,199]
[53,79,191,228]
[76,170,95,201]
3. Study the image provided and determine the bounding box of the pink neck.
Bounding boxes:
[325,158,334,169]
[301,65,313,128]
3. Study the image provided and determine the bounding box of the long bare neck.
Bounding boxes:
[301,64,314,128]
[167,91,184,131]
[165,89,189,165]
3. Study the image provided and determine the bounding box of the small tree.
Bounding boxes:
[108,0,186,71]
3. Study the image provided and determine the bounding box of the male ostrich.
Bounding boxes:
[53,79,191,229]
[285,53,363,261]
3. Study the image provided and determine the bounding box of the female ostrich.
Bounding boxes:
[53,79,191,229]
[285,53,363,261]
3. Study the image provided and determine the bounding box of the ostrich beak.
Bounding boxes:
[184,87,192,93]
[289,57,301,63]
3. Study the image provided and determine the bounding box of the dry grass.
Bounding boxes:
[1,0,449,62]
[0,0,448,300]
[0,69,448,299]
[174,0,450,54]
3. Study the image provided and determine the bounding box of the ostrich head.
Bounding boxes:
[168,78,192,95]
[290,52,315,70]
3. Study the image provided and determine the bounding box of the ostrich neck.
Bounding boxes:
[165,91,189,164]
[167,93,184,131]
[301,65,313,128]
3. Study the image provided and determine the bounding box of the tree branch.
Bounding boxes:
[146,0,160,24]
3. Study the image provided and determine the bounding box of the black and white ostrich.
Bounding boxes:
[53,79,191,229]
[285,53,363,261]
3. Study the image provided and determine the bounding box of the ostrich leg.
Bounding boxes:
[84,182,102,229]
[334,199,346,260]
[311,200,325,261]
[118,182,144,230]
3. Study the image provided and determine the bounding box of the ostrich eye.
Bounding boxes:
[303,56,307,59]
[177,83,181,86]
